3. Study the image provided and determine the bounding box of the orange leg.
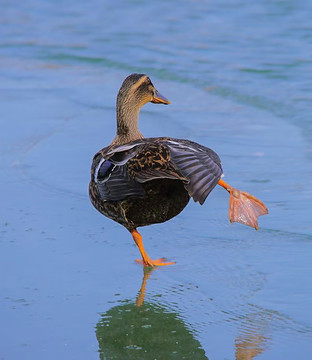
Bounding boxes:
[218,179,268,230]
[131,229,175,267]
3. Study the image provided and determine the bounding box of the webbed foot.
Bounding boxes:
[229,188,268,230]
[135,257,175,267]
[218,179,268,230]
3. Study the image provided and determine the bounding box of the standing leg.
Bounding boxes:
[131,229,175,267]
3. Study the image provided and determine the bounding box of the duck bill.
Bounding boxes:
[151,91,170,105]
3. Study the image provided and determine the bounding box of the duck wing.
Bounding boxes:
[161,139,223,205]
[92,141,185,202]
[92,138,222,204]
[91,148,145,201]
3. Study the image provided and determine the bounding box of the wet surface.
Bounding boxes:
[1,1,312,359]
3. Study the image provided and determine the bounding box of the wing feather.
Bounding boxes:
[91,137,223,204]
[96,163,145,201]
[163,139,223,204]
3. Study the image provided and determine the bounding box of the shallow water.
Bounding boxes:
[1,1,312,359]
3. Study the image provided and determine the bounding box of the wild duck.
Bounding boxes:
[89,74,268,267]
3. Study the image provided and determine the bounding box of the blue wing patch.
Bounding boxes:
[95,159,116,183]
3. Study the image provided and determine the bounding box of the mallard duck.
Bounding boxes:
[89,74,268,267]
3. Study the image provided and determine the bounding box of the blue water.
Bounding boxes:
[1,1,312,359]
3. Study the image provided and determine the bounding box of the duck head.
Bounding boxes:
[114,74,170,145]
[117,73,170,108]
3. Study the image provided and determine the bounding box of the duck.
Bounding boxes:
[89,74,268,267]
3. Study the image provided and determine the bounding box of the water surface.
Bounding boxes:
[1,1,312,359]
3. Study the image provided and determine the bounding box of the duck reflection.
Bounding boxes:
[96,268,208,359]
[96,269,270,360]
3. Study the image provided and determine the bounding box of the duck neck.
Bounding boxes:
[112,98,144,146]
